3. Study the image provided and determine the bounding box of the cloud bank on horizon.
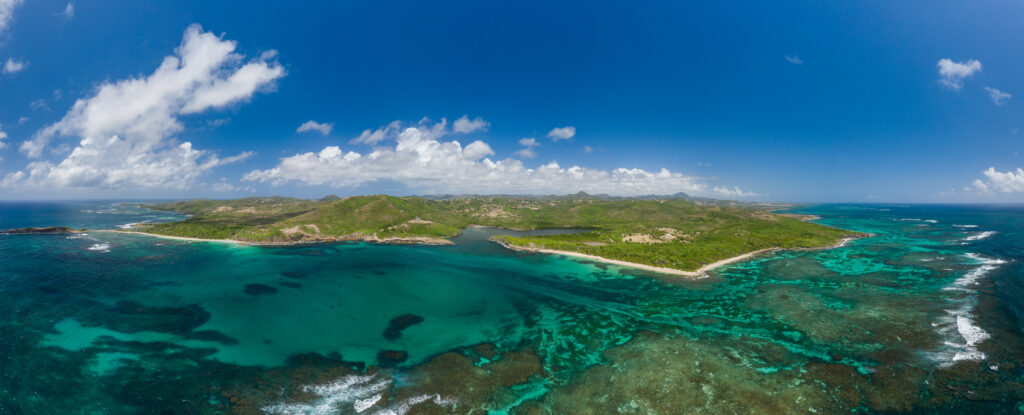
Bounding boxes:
[244,121,744,197]
[0,23,755,198]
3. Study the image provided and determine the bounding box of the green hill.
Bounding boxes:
[139,195,861,272]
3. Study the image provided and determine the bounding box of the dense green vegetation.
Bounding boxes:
[139,194,861,272]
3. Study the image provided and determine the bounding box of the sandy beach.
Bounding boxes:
[493,236,861,278]
[99,229,454,246]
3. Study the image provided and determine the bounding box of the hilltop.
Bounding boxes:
[133,194,862,274]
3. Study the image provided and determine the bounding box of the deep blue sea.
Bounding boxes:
[1,201,1022,414]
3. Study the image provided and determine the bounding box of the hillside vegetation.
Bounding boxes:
[139,194,860,272]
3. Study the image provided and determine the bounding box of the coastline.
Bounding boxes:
[491,236,861,278]
[98,229,455,246]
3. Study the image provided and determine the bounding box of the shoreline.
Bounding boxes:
[99,223,864,278]
[98,229,455,246]
[491,236,862,278]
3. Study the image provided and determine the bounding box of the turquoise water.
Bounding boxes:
[1,202,1023,414]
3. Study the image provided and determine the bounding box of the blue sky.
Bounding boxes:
[0,0,1022,202]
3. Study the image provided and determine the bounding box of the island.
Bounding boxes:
[117,193,865,276]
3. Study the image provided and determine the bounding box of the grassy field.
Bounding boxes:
[139,194,861,272]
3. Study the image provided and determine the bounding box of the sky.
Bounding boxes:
[0,0,1022,202]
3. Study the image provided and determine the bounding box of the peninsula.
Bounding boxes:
[125,193,864,275]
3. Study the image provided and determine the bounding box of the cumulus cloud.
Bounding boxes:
[0,0,22,36]
[784,55,803,65]
[983,87,1011,106]
[297,120,333,135]
[547,126,576,141]
[0,123,8,149]
[349,117,481,146]
[513,137,539,158]
[350,120,403,145]
[3,24,281,190]
[513,148,537,159]
[244,124,754,197]
[3,58,25,73]
[713,186,758,198]
[518,137,538,147]
[452,115,489,134]
[972,167,1024,194]
[937,58,982,91]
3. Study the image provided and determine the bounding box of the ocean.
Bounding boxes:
[0,201,1022,414]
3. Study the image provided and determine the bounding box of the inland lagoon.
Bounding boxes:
[1,201,1023,414]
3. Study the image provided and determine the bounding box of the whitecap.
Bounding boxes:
[924,219,938,223]
[87,243,111,253]
[953,224,979,229]
[930,253,1003,367]
[964,231,997,241]
[262,374,391,415]
[374,394,458,415]
[353,394,382,413]
[262,374,457,415]
[964,252,1006,265]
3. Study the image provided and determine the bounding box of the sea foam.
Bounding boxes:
[964,231,997,241]
[262,374,457,415]
[931,253,1004,366]
[87,243,111,253]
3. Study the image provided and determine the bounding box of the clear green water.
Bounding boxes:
[1,202,1022,414]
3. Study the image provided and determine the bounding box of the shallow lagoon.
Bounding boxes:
[1,202,1022,414]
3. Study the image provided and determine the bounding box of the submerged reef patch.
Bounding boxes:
[244,283,278,296]
[383,314,426,340]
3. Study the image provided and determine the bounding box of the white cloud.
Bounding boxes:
[547,126,575,141]
[0,123,8,149]
[583,145,593,153]
[350,120,403,145]
[3,24,280,191]
[972,167,1024,194]
[713,186,758,198]
[0,0,22,36]
[17,116,28,124]
[63,2,74,19]
[937,58,982,91]
[29,99,47,111]
[515,137,540,158]
[3,58,25,73]
[784,55,803,65]
[518,137,538,147]
[983,87,1011,106]
[513,148,537,159]
[297,120,333,135]
[452,115,489,134]
[244,124,748,197]
[349,117,477,146]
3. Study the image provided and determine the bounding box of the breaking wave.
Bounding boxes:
[964,231,997,241]
[87,243,111,253]
[931,253,1004,366]
[261,374,456,415]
